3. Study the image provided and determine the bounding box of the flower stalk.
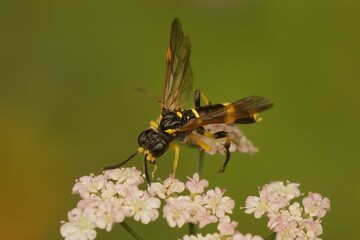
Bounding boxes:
[120,222,146,240]
[264,232,276,240]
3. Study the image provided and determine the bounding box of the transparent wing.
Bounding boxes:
[162,18,193,110]
[179,97,273,131]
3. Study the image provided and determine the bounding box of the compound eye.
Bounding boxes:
[151,142,167,158]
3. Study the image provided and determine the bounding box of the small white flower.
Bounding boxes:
[147,182,167,199]
[104,167,143,186]
[77,195,101,210]
[185,199,205,224]
[123,191,161,224]
[302,192,330,218]
[243,195,268,219]
[301,217,323,236]
[203,187,235,218]
[100,181,117,199]
[95,198,125,231]
[267,209,301,239]
[60,207,97,240]
[288,202,303,220]
[72,174,107,199]
[195,205,218,228]
[217,216,238,236]
[186,173,209,195]
[163,196,192,228]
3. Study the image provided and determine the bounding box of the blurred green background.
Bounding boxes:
[1,0,359,239]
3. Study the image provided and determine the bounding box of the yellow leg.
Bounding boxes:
[194,90,212,107]
[165,143,180,195]
[151,163,158,179]
[170,143,180,177]
[189,133,212,152]
[200,91,211,105]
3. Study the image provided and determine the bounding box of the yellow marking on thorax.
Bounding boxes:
[176,111,183,118]
[191,108,200,118]
[165,129,177,134]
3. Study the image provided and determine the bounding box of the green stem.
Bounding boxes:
[264,232,276,240]
[188,223,197,235]
[187,151,204,236]
[120,221,146,240]
[198,151,204,176]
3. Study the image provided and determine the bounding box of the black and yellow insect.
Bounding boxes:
[105,18,273,182]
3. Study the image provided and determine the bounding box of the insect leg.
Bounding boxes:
[217,132,231,173]
[188,132,212,152]
[165,143,180,195]
[194,90,212,107]
[201,130,232,173]
[170,143,180,178]
[143,155,151,184]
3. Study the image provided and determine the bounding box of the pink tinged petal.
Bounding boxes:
[233,233,264,240]
[217,216,238,236]
[77,195,101,210]
[203,187,234,218]
[163,196,191,228]
[243,196,267,219]
[301,217,323,236]
[61,208,97,240]
[100,181,117,199]
[196,208,218,229]
[104,167,144,185]
[288,202,303,219]
[259,181,293,211]
[284,183,301,200]
[186,173,209,194]
[95,198,125,231]
[147,182,166,199]
[303,192,331,218]
[72,174,107,199]
[60,223,97,240]
[124,192,160,224]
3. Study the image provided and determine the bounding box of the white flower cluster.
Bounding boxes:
[194,124,258,156]
[242,181,331,240]
[60,167,161,240]
[160,173,262,240]
[60,168,262,240]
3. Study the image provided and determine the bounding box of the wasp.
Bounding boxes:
[105,18,273,182]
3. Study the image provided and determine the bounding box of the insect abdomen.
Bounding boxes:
[194,104,224,116]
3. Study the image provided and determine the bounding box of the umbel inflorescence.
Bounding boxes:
[60,168,330,240]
